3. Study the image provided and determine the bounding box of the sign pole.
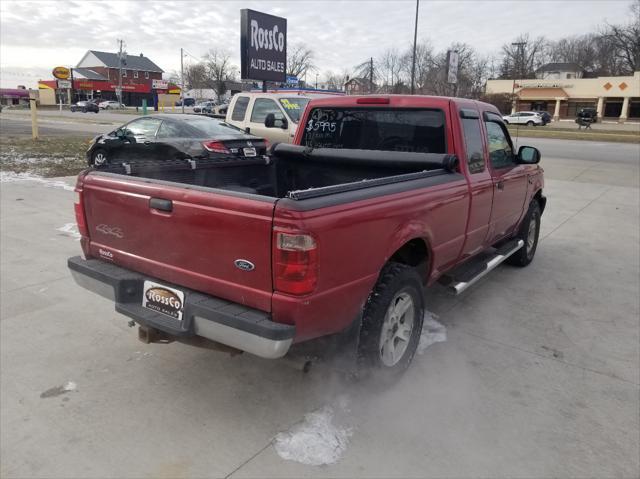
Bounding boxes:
[29,91,39,139]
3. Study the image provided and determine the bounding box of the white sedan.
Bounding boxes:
[502,111,544,126]
[98,100,125,110]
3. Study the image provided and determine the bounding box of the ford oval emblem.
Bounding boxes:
[234,259,255,271]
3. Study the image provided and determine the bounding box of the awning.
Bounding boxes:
[517,87,568,100]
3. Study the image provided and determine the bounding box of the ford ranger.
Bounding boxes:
[68,95,545,377]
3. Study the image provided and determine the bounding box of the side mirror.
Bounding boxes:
[280,118,289,130]
[264,113,276,128]
[517,145,541,164]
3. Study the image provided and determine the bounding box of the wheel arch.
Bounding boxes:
[387,237,432,284]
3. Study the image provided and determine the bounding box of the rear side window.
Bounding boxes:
[157,121,190,138]
[484,121,514,169]
[231,96,250,121]
[250,98,284,123]
[301,108,446,153]
[461,118,485,173]
[124,118,162,138]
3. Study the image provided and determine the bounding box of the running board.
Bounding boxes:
[439,239,524,295]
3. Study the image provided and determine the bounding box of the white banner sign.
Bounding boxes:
[152,79,169,89]
[447,50,459,84]
[57,80,72,89]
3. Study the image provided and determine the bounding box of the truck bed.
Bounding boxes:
[93,144,458,200]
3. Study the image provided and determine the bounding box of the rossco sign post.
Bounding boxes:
[240,9,287,91]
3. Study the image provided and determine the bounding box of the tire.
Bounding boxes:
[358,262,425,381]
[82,107,87,113]
[91,149,108,166]
[507,200,541,267]
[503,120,509,124]
[526,120,535,126]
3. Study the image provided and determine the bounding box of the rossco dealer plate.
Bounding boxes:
[142,280,185,321]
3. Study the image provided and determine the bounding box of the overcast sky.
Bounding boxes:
[0,0,634,88]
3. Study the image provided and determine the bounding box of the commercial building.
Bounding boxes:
[486,65,639,122]
[0,87,29,106]
[38,50,180,107]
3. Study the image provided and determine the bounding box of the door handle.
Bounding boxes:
[149,198,172,212]
[496,181,505,191]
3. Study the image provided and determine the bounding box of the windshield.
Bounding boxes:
[182,117,245,137]
[301,108,446,153]
[278,97,310,123]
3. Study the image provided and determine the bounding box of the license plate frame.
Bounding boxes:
[243,147,257,157]
[142,280,185,321]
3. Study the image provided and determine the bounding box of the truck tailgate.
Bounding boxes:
[81,173,275,312]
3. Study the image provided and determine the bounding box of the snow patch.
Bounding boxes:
[0,171,74,191]
[417,311,447,354]
[63,381,77,392]
[274,403,352,466]
[57,223,81,240]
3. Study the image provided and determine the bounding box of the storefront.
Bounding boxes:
[486,71,640,122]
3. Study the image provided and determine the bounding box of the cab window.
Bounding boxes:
[231,96,249,121]
[484,121,514,169]
[250,99,284,123]
[461,117,485,173]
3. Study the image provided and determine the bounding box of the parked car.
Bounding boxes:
[502,111,544,126]
[193,101,216,113]
[70,100,99,113]
[213,103,229,115]
[225,93,311,143]
[175,98,196,107]
[85,114,267,166]
[69,95,545,380]
[98,100,124,110]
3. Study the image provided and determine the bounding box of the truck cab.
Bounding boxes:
[225,92,311,144]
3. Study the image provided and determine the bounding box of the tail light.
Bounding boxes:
[274,232,318,295]
[202,140,230,153]
[74,190,89,237]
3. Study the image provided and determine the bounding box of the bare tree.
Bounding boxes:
[378,48,404,93]
[184,63,208,90]
[203,49,237,101]
[353,57,378,93]
[599,1,640,74]
[499,34,548,79]
[321,70,346,91]
[287,43,315,79]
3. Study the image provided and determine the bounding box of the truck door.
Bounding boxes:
[483,112,528,244]
[459,109,493,259]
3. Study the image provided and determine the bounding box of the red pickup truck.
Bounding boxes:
[68,95,545,377]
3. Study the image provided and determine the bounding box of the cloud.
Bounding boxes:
[0,0,633,87]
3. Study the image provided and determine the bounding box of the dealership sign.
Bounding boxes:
[240,9,287,82]
[52,66,70,80]
[446,50,459,84]
[152,79,169,90]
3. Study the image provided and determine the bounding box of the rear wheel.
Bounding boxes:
[358,262,425,381]
[526,120,535,126]
[507,200,541,267]
[503,119,509,124]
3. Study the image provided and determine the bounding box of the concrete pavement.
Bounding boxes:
[1,142,639,478]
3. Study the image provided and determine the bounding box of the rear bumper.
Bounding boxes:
[67,256,294,358]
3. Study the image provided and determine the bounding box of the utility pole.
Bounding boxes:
[117,39,125,107]
[369,57,374,93]
[511,41,526,114]
[180,48,185,114]
[410,0,420,95]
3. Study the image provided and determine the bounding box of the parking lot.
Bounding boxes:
[1,114,638,478]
